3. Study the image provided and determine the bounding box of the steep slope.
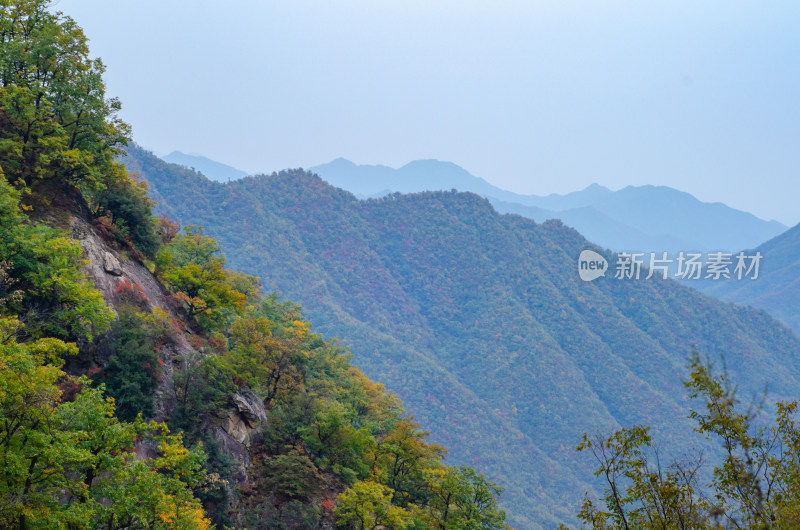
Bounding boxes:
[310,158,786,252]
[698,223,800,333]
[129,145,800,528]
[0,2,509,526]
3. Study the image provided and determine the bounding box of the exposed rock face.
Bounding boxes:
[70,213,266,508]
[211,391,268,486]
[71,216,174,316]
[102,251,123,276]
[70,215,198,422]
[227,391,268,446]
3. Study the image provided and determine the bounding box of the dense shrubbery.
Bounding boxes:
[0,173,113,341]
[0,1,129,194]
[93,174,162,258]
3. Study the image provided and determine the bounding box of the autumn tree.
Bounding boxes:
[335,480,412,530]
[227,315,308,408]
[371,418,447,507]
[156,225,250,330]
[575,426,707,529]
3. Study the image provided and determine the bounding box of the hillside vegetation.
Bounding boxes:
[697,222,800,334]
[127,147,800,528]
[0,2,508,528]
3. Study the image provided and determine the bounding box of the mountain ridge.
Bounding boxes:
[697,222,800,333]
[128,145,800,528]
[163,150,249,182]
[310,158,787,253]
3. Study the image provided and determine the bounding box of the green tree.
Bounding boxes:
[301,398,375,484]
[0,0,129,193]
[424,466,508,530]
[335,480,412,530]
[259,451,325,501]
[96,309,160,421]
[227,315,307,407]
[371,418,447,507]
[170,350,236,440]
[157,226,248,330]
[0,316,210,529]
[575,352,800,529]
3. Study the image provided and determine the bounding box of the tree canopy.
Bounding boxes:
[0,0,129,193]
[0,316,210,529]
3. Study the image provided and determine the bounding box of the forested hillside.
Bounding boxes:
[0,2,509,528]
[127,146,800,528]
[697,223,800,334]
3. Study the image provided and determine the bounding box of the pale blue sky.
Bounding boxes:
[55,0,800,225]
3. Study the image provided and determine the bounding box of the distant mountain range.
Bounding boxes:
[126,145,800,528]
[697,222,800,334]
[162,150,249,182]
[310,158,787,253]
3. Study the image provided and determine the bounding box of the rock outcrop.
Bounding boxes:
[210,391,268,485]
[70,213,263,499]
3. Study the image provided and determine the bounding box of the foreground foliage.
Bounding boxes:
[0,316,210,529]
[575,352,800,529]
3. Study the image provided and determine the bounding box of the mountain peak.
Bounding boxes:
[326,157,357,167]
[583,183,611,192]
[161,151,248,182]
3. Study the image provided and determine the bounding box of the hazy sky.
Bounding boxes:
[55,0,799,225]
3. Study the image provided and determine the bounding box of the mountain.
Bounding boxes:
[127,145,800,528]
[0,5,513,525]
[309,157,509,200]
[487,199,702,253]
[578,185,787,252]
[310,158,786,252]
[697,223,800,333]
[162,150,249,182]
